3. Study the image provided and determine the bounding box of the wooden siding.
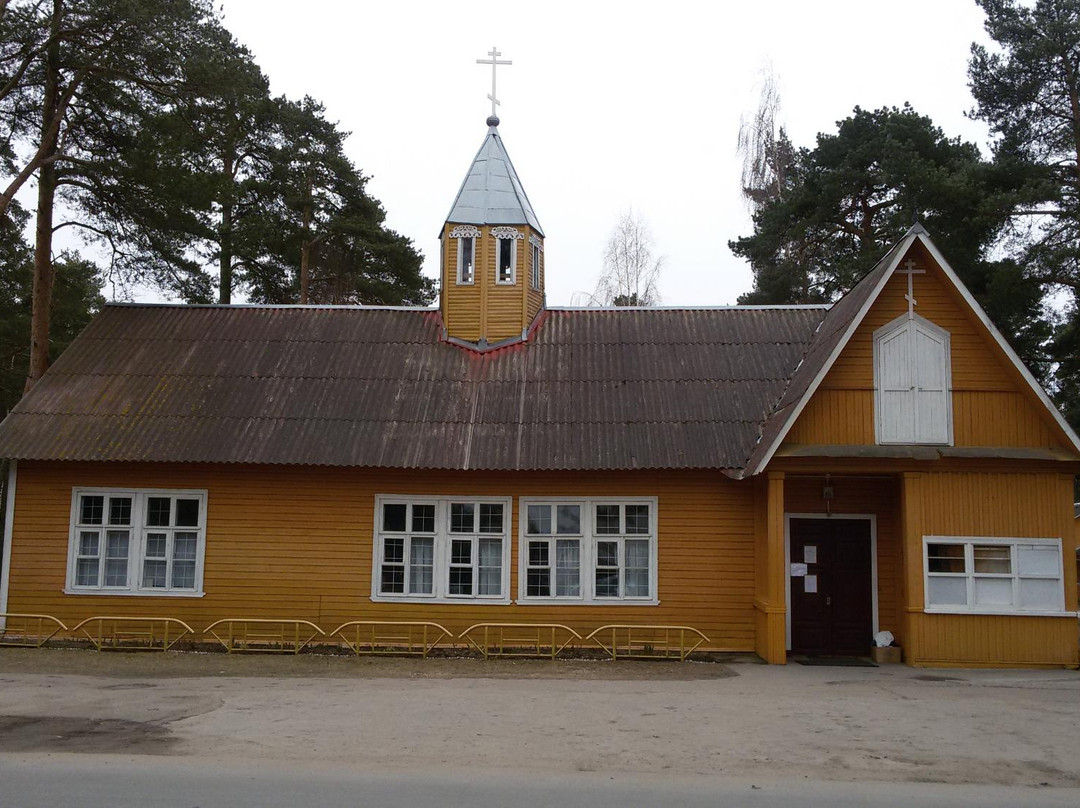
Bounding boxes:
[785,242,1071,450]
[908,613,1077,667]
[442,224,543,344]
[441,223,482,342]
[8,462,756,651]
[901,470,1079,667]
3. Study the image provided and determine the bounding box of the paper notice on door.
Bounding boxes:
[790,563,808,577]
[804,545,817,564]
[804,574,818,593]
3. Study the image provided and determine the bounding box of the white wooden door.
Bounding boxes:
[874,315,951,445]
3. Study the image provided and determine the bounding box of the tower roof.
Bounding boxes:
[444,121,543,236]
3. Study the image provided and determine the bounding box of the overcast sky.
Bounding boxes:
[201,0,996,306]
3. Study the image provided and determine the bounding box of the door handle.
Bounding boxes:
[826,596,832,607]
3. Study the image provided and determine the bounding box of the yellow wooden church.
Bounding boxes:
[0,106,1077,667]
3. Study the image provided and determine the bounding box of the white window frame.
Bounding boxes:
[530,239,541,290]
[517,497,659,605]
[456,235,476,285]
[923,536,1073,617]
[495,237,516,285]
[65,488,207,598]
[873,312,953,445]
[372,495,511,604]
[375,500,438,598]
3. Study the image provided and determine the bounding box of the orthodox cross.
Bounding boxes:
[897,259,925,319]
[477,46,511,118]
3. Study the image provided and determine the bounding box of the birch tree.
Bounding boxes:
[594,210,663,306]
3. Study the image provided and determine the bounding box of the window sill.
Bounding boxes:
[923,607,1075,618]
[64,588,205,598]
[370,594,511,606]
[516,597,660,606]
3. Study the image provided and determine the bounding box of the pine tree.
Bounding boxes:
[729,104,1051,380]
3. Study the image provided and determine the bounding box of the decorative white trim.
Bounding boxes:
[873,312,954,446]
[65,487,208,597]
[750,234,920,477]
[529,234,543,250]
[448,225,481,239]
[784,513,879,651]
[0,461,17,630]
[490,226,524,240]
[916,235,1080,454]
[370,495,512,605]
[517,496,659,606]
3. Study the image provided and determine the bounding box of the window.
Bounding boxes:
[924,537,1067,615]
[874,313,952,444]
[496,238,515,284]
[524,503,582,598]
[519,499,657,604]
[373,496,511,603]
[530,240,541,290]
[378,502,436,596]
[457,236,475,285]
[67,489,206,596]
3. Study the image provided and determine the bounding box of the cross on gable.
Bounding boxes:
[897,258,926,319]
[477,46,512,120]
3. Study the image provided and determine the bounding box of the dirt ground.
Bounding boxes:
[0,648,1078,788]
[0,646,743,679]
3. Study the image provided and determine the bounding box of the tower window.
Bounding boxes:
[497,238,515,285]
[531,242,541,290]
[457,237,475,285]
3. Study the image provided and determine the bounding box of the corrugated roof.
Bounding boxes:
[0,305,826,471]
[444,124,543,235]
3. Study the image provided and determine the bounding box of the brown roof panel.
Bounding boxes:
[0,304,826,471]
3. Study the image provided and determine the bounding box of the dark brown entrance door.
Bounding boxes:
[789,518,873,656]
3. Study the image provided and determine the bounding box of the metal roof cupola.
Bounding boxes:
[439,47,545,349]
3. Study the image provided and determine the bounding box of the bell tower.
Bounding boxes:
[440,48,545,347]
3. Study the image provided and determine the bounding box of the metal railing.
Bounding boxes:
[585,624,710,662]
[203,618,325,654]
[459,622,583,660]
[0,612,715,663]
[0,613,68,648]
[70,616,194,651]
[329,621,454,657]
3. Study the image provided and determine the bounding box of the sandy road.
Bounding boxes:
[0,649,1077,789]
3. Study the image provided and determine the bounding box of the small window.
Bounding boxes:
[497,238,515,285]
[924,537,1066,615]
[530,241,541,290]
[457,237,475,285]
[68,489,206,596]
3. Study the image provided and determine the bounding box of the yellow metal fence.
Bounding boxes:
[0,613,711,661]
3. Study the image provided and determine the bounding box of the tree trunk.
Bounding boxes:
[218,153,234,304]
[26,0,63,391]
[299,186,311,304]
[300,237,310,304]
